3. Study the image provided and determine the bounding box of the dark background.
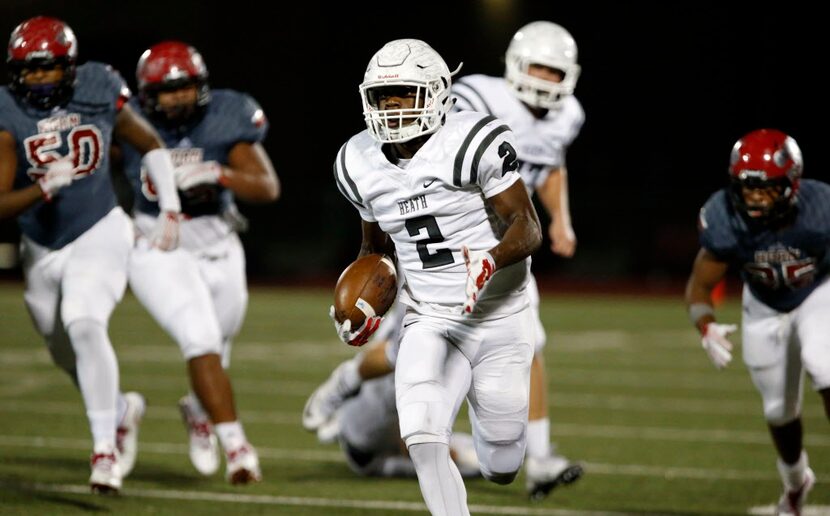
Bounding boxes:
[0,1,823,289]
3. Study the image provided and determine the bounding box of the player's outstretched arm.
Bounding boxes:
[221,142,279,203]
[685,248,735,369]
[536,166,576,258]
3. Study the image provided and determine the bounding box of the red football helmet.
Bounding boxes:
[136,41,210,127]
[728,128,803,221]
[6,16,78,109]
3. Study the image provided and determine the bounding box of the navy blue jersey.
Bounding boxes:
[0,62,130,249]
[699,179,830,311]
[122,89,268,217]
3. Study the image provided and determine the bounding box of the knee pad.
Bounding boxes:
[477,418,525,445]
[764,399,801,426]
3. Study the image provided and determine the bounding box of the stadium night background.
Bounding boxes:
[0,0,823,285]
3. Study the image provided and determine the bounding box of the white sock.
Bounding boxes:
[408,442,469,516]
[777,450,809,491]
[67,319,119,450]
[215,421,247,452]
[116,393,128,424]
[338,358,362,395]
[186,392,209,421]
[526,418,551,459]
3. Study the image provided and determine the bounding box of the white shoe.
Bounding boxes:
[525,454,584,501]
[450,432,480,479]
[178,396,220,475]
[89,445,122,494]
[316,411,342,445]
[225,443,262,485]
[116,392,145,477]
[776,467,816,516]
[302,361,359,432]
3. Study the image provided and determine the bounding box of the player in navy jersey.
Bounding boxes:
[112,41,279,484]
[0,16,181,493]
[685,129,829,515]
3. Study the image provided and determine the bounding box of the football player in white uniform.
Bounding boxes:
[0,17,180,493]
[114,42,279,484]
[686,129,828,515]
[305,21,584,501]
[332,39,541,515]
[451,20,585,499]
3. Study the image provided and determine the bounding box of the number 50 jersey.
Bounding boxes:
[334,111,531,320]
[0,62,128,249]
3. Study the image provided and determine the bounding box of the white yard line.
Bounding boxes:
[1,400,826,447]
[0,434,784,481]
[0,481,634,515]
[747,505,830,515]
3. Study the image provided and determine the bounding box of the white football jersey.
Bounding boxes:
[334,111,531,320]
[452,74,585,194]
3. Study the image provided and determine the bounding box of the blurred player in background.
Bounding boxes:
[112,41,279,484]
[0,16,181,493]
[305,21,584,501]
[685,129,828,516]
[331,38,541,515]
[451,20,585,499]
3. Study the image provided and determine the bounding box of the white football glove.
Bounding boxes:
[149,211,180,251]
[701,322,737,369]
[38,159,76,201]
[329,305,383,347]
[462,245,496,315]
[175,161,224,191]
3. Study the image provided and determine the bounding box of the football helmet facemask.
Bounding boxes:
[136,41,210,128]
[728,128,803,222]
[359,39,456,144]
[7,16,78,110]
[505,21,580,110]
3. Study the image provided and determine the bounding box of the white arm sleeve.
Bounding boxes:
[142,148,181,213]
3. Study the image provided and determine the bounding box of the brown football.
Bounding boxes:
[333,254,398,327]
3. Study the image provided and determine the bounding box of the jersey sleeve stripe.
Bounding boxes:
[453,115,498,187]
[454,80,494,115]
[337,143,364,205]
[334,144,365,207]
[470,124,510,184]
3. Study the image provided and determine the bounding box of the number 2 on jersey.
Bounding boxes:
[406,215,454,269]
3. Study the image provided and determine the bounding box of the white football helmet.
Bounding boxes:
[505,21,580,110]
[359,39,454,143]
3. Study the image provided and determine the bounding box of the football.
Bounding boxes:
[333,254,398,327]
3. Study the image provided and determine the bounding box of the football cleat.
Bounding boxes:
[302,361,360,432]
[525,454,584,501]
[116,391,145,477]
[315,411,342,445]
[178,396,220,475]
[776,467,816,516]
[89,446,122,494]
[225,443,262,485]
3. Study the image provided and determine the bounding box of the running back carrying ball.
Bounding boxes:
[333,253,397,327]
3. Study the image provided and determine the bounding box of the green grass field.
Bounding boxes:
[0,282,827,515]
